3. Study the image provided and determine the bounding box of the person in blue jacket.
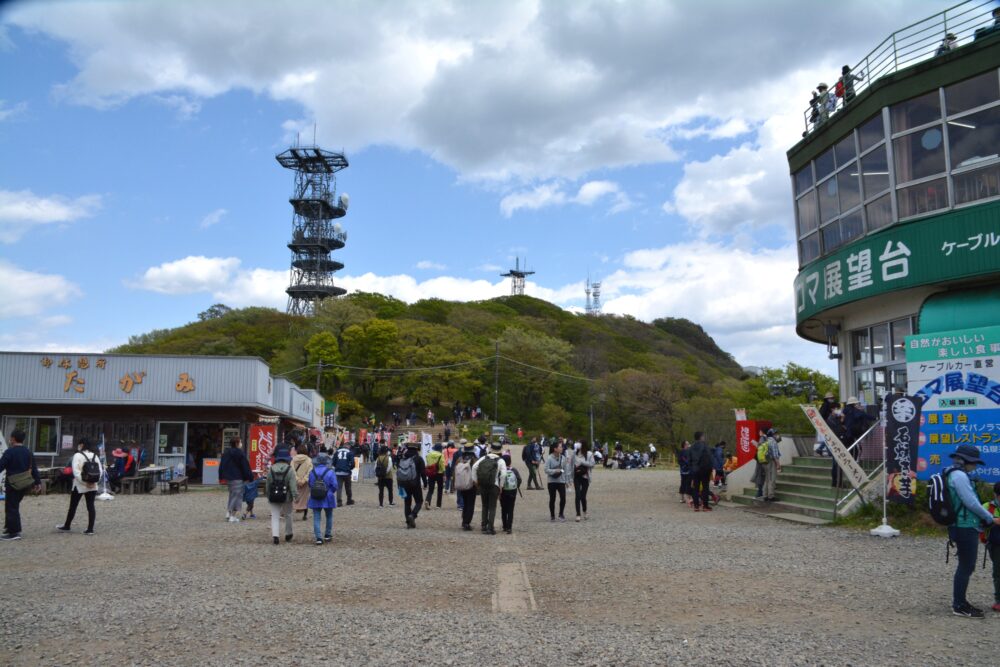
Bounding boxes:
[1,429,41,541]
[308,448,338,545]
[333,442,355,506]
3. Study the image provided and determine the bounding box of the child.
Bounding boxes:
[983,482,1000,612]
[499,454,522,534]
[242,474,259,519]
[676,441,692,505]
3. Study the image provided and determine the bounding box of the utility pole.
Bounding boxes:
[316,360,322,392]
[493,341,500,425]
[590,403,595,446]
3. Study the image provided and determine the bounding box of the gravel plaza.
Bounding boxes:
[1,466,996,666]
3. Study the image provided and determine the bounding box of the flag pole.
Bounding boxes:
[871,397,898,537]
[97,432,114,501]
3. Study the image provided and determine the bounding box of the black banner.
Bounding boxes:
[885,394,921,506]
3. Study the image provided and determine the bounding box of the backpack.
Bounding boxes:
[396,456,418,485]
[835,80,845,98]
[476,455,500,490]
[375,457,388,479]
[268,465,290,503]
[755,441,770,464]
[503,469,518,491]
[928,466,960,526]
[81,452,101,484]
[455,458,474,491]
[310,466,329,501]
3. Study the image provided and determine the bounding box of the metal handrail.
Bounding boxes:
[801,0,999,135]
[834,420,884,510]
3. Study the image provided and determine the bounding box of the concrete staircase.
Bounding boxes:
[731,456,837,522]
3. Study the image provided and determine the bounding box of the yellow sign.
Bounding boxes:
[175,373,195,393]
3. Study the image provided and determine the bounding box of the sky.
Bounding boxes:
[0,0,955,375]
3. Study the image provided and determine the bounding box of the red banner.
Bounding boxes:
[249,424,277,473]
[735,419,771,468]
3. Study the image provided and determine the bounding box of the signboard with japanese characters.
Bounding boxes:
[795,202,1000,324]
[906,325,1000,482]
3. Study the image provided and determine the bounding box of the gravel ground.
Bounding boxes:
[0,466,996,666]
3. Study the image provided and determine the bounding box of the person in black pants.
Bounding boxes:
[398,443,426,528]
[453,444,478,530]
[375,446,395,507]
[573,440,596,521]
[545,442,569,521]
[0,428,41,540]
[687,432,712,512]
[499,454,522,533]
[58,437,102,534]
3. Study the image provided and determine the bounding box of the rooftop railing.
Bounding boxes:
[802,0,1000,135]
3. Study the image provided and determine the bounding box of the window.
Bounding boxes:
[796,190,818,236]
[953,162,1000,205]
[794,166,813,196]
[859,114,885,153]
[890,318,911,361]
[834,134,856,167]
[837,169,861,211]
[840,210,864,245]
[852,329,870,365]
[818,176,840,222]
[861,146,889,197]
[821,221,841,253]
[891,90,941,132]
[946,71,1000,115]
[871,323,889,364]
[865,193,893,230]
[815,148,836,181]
[893,126,945,182]
[1,416,59,456]
[799,233,820,264]
[948,105,1000,169]
[897,177,947,218]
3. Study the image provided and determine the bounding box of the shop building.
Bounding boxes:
[0,351,323,481]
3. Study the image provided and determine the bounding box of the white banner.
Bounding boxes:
[800,404,868,492]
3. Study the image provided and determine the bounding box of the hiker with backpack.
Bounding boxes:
[499,453,522,534]
[675,441,692,504]
[425,443,446,510]
[443,440,458,494]
[573,440,596,521]
[473,440,507,535]
[220,437,253,524]
[687,433,713,512]
[932,445,1000,617]
[454,441,478,531]
[307,448,338,546]
[291,445,313,521]
[56,436,102,535]
[374,445,395,507]
[545,441,573,522]
[266,448,297,545]
[397,442,427,529]
[758,429,782,502]
[333,442,356,507]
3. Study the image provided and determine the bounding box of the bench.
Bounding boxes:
[164,476,188,494]
[120,477,145,495]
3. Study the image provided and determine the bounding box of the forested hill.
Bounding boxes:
[110,293,831,443]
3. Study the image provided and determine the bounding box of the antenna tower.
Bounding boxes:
[501,257,534,296]
[585,277,602,315]
[275,144,350,316]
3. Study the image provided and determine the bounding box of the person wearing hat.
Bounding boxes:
[945,445,1000,617]
[473,441,507,535]
[397,443,427,528]
[937,32,958,55]
[266,447,298,545]
[57,437,103,535]
[454,442,478,525]
[759,428,782,502]
[816,83,833,124]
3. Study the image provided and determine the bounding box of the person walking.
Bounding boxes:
[688,432,713,512]
[333,441,355,506]
[443,440,458,494]
[220,436,252,523]
[676,441,693,504]
[545,441,572,522]
[454,441,478,531]
[982,482,1000,613]
[499,453,522,534]
[0,429,41,541]
[374,445,395,508]
[522,438,540,490]
[291,445,313,521]
[425,443,446,509]
[307,448,338,546]
[473,441,506,535]
[573,440,596,521]
[266,447,297,545]
[56,436,102,535]
[944,445,1000,617]
[761,429,783,502]
[397,442,426,528]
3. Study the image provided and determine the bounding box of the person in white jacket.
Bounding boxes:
[57,437,103,535]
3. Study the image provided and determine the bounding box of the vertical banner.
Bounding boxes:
[885,394,921,505]
[801,405,869,492]
[249,424,277,473]
[906,325,1000,482]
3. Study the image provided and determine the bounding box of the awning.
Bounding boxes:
[919,284,1000,334]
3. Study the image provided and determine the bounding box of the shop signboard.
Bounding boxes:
[248,424,277,473]
[906,325,1000,482]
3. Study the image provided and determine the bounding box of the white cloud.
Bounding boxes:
[153,94,201,118]
[477,263,502,272]
[131,256,241,294]
[500,179,631,217]
[0,259,82,319]
[199,207,227,229]
[0,100,27,121]
[0,189,102,243]
[415,260,446,270]
[500,183,566,217]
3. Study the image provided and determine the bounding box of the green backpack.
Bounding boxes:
[476,455,500,490]
[755,441,770,464]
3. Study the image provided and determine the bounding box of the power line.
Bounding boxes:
[498,355,596,383]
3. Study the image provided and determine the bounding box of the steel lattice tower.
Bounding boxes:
[501,257,534,296]
[275,145,350,316]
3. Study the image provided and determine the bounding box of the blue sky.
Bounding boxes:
[0,0,953,374]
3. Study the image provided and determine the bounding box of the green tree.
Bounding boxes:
[341,319,400,398]
[197,303,232,321]
[304,331,346,396]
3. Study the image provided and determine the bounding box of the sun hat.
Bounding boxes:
[845,396,860,406]
[824,392,835,399]
[490,441,503,451]
[111,447,126,458]
[818,82,828,89]
[950,444,985,465]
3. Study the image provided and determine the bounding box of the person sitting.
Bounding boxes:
[937,32,958,54]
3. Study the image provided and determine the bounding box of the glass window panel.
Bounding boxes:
[815,148,836,181]
[834,134,856,167]
[799,232,820,265]
[948,105,1000,169]
[853,329,871,366]
[796,189,818,235]
[871,323,889,364]
[818,176,840,222]
[854,370,873,407]
[953,162,1000,205]
[840,210,864,245]
[897,177,948,218]
[837,168,861,211]
[890,367,908,394]
[35,418,58,454]
[891,90,941,132]
[946,71,1000,115]
[891,318,911,361]
[861,146,890,197]
[865,193,893,230]
[859,114,885,153]
[893,125,945,183]
[822,221,841,253]
[794,166,813,196]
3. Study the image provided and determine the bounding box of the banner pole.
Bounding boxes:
[871,398,899,538]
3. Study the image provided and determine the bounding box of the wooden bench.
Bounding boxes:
[165,476,188,494]
[120,477,145,495]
